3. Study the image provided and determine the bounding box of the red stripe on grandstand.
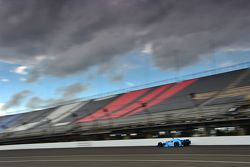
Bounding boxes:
[77,88,151,122]
[126,79,197,117]
[102,84,171,119]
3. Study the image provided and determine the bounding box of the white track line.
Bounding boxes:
[0,159,250,164]
[0,153,250,159]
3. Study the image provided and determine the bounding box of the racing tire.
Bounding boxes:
[174,142,179,147]
[182,140,188,146]
[158,142,163,147]
[182,140,191,146]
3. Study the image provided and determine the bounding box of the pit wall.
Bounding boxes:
[0,136,250,151]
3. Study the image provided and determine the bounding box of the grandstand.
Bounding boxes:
[0,68,249,145]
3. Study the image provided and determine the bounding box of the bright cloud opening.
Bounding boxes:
[0,78,9,82]
[141,43,153,54]
[0,103,6,116]
[14,66,28,75]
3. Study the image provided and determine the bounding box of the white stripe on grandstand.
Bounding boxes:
[5,101,87,132]
[44,102,84,124]
[53,122,70,126]
[5,122,40,132]
[51,101,89,124]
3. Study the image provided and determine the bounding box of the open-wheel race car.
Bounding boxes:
[157,138,191,147]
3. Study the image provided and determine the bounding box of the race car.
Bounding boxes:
[157,138,191,147]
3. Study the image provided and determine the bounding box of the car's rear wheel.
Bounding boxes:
[182,139,191,146]
[158,142,163,147]
[174,142,179,147]
[186,140,191,146]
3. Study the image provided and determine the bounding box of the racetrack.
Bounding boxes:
[0,146,250,167]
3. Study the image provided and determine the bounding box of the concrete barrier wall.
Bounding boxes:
[1,136,250,151]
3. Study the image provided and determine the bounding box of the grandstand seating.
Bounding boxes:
[0,114,21,133]
[0,68,249,135]
[56,95,118,125]
[41,102,83,125]
[78,88,152,122]
[4,107,56,132]
[67,68,250,122]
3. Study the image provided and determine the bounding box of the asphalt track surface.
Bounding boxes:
[0,146,250,167]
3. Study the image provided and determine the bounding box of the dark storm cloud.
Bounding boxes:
[26,96,46,109]
[2,90,32,110]
[111,74,124,82]
[27,83,88,108]
[57,83,88,99]
[26,96,65,109]
[0,0,250,81]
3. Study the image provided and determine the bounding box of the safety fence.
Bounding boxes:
[0,136,250,151]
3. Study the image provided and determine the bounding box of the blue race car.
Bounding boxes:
[157,138,191,147]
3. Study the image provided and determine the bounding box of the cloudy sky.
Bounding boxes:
[0,0,250,115]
